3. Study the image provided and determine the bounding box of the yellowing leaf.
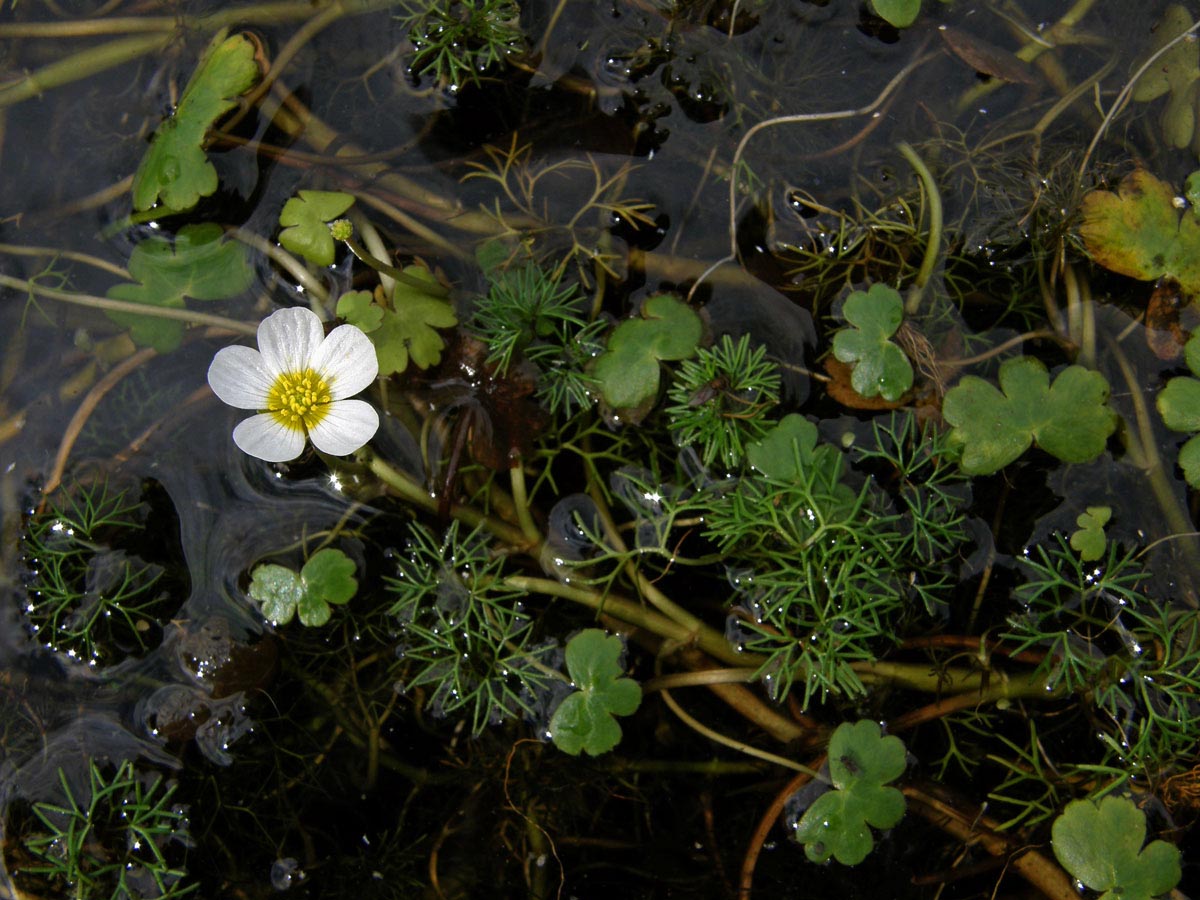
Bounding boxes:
[1079,167,1200,294]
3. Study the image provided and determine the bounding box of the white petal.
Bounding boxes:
[308,400,379,456]
[232,414,307,462]
[207,346,273,409]
[309,324,379,400]
[257,307,325,375]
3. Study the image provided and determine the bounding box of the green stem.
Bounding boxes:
[343,237,451,297]
[897,142,942,315]
[504,575,753,668]
[0,273,258,335]
[508,464,542,545]
[0,33,175,109]
[365,450,532,548]
[854,660,1058,699]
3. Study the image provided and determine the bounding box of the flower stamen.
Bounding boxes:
[267,368,332,432]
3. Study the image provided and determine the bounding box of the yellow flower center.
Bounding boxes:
[266,368,332,432]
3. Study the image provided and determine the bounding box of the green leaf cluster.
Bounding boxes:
[1052,796,1181,900]
[1156,331,1200,487]
[21,481,168,664]
[106,223,254,351]
[830,283,913,402]
[385,521,561,734]
[942,356,1117,474]
[248,548,357,627]
[550,629,641,756]
[593,293,702,410]
[132,31,261,212]
[278,190,356,266]
[468,265,602,415]
[401,0,524,88]
[25,760,195,899]
[337,264,457,376]
[794,720,907,865]
[665,334,781,469]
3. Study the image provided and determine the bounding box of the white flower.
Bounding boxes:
[207,307,379,462]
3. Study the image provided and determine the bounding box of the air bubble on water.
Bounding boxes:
[271,858,302,891]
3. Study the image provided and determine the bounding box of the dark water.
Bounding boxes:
[1,1,1197,898]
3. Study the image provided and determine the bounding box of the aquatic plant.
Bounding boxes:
[665,333,780,469]
[14,759,194,899]
[21,480,169,664]
[132,30,260,213]
[7,2,1200,896]
[248,547,358,626]
[398,0,523,89]
[1052,796,1182,900]
[792,720,906,865]
[207,306,379,461]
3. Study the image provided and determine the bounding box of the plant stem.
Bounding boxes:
[658,687,821,777]
[898,141,942,315]
[342,237,451,297]
[0,33,173,109]
[365,450,532,548]
[504,575,752,668]
[0,273,258,335]
[508,464,543,545]
[854,660,1058,700]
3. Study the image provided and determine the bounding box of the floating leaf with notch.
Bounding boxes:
[1052,796,1181,900]
[831,283,913,402]
[1156,331,1200,487]
[550,629,641,756]
[248,548,357,627]
[941,357,1117,475]
[106,223,253,352]
[278,191,355,266]
[593,293,702,409]
[794,720,907,865]
[746,414,845,492]
[132,31,261,212]
[1070,506,1111,562]
[1079,167,1200,295]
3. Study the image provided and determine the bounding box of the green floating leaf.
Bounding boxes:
[106,223,253,351]
[942,356,1117,475]
[1052,796,1181,900]
[336,266,457,376]
[830,283,913,402]
[248,548,357,627]
[132,31,261,212]
[1070,505,1112,562]
[870,0,920,28]
[550,629,641,756]
[593,294,702,410]
[794,720,907,865]
[336,289,385,333]
[278,190,356,267]
[746,414,844,489]
[1079,167,1200,295]
[1156,332,1200,487]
